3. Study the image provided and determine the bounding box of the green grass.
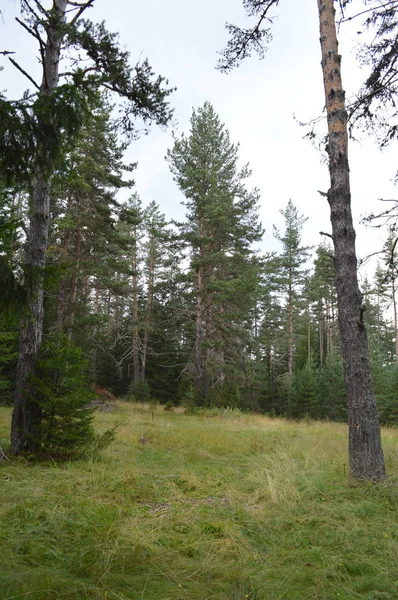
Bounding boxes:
[1,403,398,599]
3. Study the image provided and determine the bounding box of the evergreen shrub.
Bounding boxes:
[30,335,115,459]
[128,379,151,403]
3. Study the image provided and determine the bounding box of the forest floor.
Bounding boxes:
[1,402,398,600]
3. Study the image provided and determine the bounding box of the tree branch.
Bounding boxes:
[21,0,48,22]
[320,231,333,240]
[0,446,10,461]
[70,0,96,26]
[15,17,45,45]
[217,0,279,72]
[8,57,40,89]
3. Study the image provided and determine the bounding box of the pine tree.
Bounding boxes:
[167,102,263,404]
[273,200,310,380]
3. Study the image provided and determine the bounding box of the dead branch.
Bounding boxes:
[8,57,40,89]
[0,446,10,461]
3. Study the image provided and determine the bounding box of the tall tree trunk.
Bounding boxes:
[11,0,69,455]
[317,0,385,480]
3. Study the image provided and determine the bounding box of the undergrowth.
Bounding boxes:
[1,402,398,599]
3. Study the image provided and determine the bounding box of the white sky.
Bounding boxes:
[1,0,397,279]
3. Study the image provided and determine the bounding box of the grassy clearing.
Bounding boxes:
[1,403,398,600]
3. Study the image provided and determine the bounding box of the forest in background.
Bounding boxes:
[2,0,398,472]
[2,94,398,425]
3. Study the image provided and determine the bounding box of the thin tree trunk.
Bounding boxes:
[141,237,155,382]
[195,262,204,403]
[217,304,225,384]
[288,280,293,374]
[392,277,398,364]
[132,235,140,382]
[114,272,120,329]
[56,190,73,334]
[67,223,81,341]
[319,300,324,366]
[91,282,99,381]
[326,298,331,355]
[203,292,212,398]
[56,278,67,333]
[11,0,69,455]
[317,0,385,480]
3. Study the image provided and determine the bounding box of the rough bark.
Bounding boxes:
[317,0,385,480]
[11,0,69,454]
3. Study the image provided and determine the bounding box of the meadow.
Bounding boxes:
[1,402,398,600]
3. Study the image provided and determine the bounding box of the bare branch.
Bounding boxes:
[8,57,40,89]
[70,0,96,26]
[21,0,48,21]
[320,231,333,239]
[15,17,45,44]
[0,446,10,461]
[340,1,398,24]
[359,250,383,266]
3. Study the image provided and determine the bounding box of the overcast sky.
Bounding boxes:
[1,0,397,278]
